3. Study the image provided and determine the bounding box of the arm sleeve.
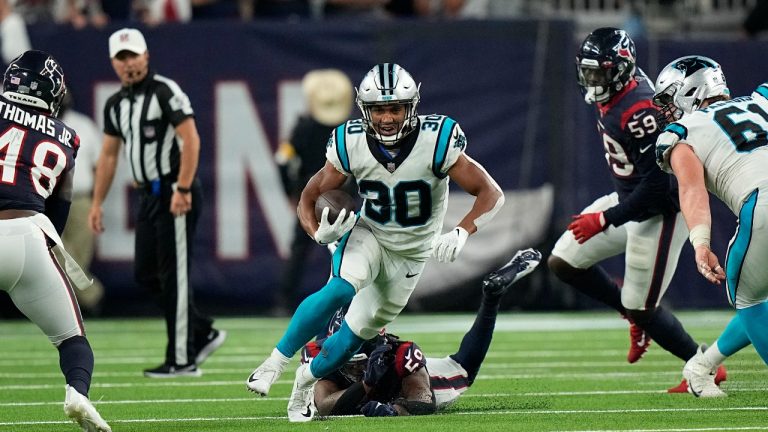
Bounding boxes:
[602,110,675,227]
[45,168,74,235]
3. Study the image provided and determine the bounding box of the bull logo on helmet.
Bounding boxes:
[615,36,634,62]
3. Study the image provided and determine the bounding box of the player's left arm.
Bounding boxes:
[170,118,200,216]
[448,154,505,235]
[45,167,74,235]
[668,143,724,284]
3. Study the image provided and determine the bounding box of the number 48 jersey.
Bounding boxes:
[326,114,465,260]
[656,84,768,214]
[0,97,77,213]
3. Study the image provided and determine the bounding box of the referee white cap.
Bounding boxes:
[109,28,148,58]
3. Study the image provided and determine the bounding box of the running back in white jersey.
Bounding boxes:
[657,84,768,213]
[326,114,466,259]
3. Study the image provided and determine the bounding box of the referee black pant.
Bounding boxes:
[135,179,213,366]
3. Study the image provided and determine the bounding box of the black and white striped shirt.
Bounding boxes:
[103,71,194,184]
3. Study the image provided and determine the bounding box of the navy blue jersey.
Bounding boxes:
[0,96,77,230]
[593,75,679,226]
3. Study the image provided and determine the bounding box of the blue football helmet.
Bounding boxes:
[3,50,67,117]
[576,28,637,104]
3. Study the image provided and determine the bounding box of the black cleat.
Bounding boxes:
[482,248,542,298]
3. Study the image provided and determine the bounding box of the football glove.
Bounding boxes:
[363,344,393,387]
[432,227,469,263]
[314,207,356,245]
[567,212,606,244]
[361,401,398,417]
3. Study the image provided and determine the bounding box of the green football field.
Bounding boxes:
[0,311,766,432]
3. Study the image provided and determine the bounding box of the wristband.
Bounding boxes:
[172,183,191,194]
[689,224,711,248]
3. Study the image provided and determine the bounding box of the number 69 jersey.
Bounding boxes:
[656,85,768,214]
[326,114,466,260]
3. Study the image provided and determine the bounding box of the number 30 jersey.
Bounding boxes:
[326,115,466,259]
[0,97,77,213]
[657,85,768,214]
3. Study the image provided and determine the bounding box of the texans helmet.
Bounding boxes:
[356,63,420,145]
[3,50,67,117]
[652,55,729,124]
[576,28,637,104]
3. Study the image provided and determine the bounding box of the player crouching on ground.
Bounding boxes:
[304,249,541,417]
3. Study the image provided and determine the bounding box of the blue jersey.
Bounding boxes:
[0,97,77,230]
[593,75,679,226]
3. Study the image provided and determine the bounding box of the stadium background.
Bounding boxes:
[3,2,762,316]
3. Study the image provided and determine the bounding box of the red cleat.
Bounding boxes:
[668,364,727,393]
[627,322,651,363]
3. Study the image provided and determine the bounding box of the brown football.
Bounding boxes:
[315,189,357,224]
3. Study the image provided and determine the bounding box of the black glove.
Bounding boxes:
[363,344,393,387]
[361,400,398,417]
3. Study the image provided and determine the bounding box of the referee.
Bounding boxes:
[89,28,226,378]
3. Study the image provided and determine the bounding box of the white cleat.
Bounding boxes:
[63,385,112,432]
[683,345,727,398]
[287,363,318,423]
[246,354,286,396]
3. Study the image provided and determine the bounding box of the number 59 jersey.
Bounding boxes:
[326,115,466,260]
[0,97,77,212]
[656,85,768,214]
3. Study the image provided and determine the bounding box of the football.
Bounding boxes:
[315,189,357,224]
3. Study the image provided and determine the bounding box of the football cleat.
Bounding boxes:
[681,344,727,398]
[287,363,318,423]
[627,322,651,363]
[63,385,112,432]
[143,363,201,378]
[668,365,727,393]
[246,351,288,396]
[482,248,542,298]
[195,329,227,366]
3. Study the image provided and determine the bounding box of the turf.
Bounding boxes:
[0,311,766,432]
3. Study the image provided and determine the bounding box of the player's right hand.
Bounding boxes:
[694,245,725,285]
[363,344,393,387]
[313,207,356,245]
[88,205,104,234]
[361,401,398,417]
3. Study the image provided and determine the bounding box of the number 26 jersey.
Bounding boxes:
[656,84,768,214]
[326,115,466,260]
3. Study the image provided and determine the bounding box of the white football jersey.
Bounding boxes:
[657,84,768,214]
[326,115,466,259]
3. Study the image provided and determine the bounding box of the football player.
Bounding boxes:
[547,28,725,391]
[305,249,542,417]
[0,51,111,431]
[247,63,505,422]
[655,56,768,397]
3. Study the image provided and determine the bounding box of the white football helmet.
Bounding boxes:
[653,55,729,123]
[356,63,420,145]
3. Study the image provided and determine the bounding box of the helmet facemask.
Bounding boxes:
[356,63,420,146]
[338,353,368,383]
[576,27,637,105]
[653,55,729,126]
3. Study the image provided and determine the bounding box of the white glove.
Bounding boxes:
[432,227,469,263]
[313,207,356,245]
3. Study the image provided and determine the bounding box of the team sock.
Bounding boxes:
[57,336,93,397]
[567,266,625,313]
[450,295,500,385]
[309,321,365,378]
[738,301,768,365]
[714,313,751,356]
[632,306,697,361]
[276,277,355,357]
